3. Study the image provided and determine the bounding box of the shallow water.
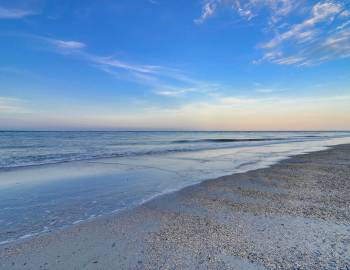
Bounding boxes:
[0,131,350,244]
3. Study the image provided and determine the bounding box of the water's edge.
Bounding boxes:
[1,142,346,247]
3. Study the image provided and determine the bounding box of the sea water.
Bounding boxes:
[1,131,350,244]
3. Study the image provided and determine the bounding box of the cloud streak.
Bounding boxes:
[0,6,38,19]
[195,0,298,23]
[194,1,218,24]
[49,39,86,50]
[0,97,29,114]
[154,87,195,97]
[42,37,215,98]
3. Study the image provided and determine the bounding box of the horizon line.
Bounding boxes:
[1,130,350,133]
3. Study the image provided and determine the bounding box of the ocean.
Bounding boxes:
[1,131,350,244]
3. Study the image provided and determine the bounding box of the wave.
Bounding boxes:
[173,138,286,144]
[2,133,343,170]
[0,139,289,170]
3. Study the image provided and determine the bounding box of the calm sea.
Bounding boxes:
[0,131,350,244]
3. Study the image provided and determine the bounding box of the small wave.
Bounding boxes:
[19,233,34,240]
[0,140,283,170]
[173,138,286,144]
[1,134,338,170]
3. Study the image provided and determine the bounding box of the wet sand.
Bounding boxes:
[0,144,349,269]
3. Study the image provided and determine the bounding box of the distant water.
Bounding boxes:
[1,131,350,245]
[1,131,349,169]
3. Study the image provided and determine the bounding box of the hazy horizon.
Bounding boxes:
[1,129,350,132]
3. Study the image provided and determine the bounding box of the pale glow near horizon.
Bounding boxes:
[1,95,349,131]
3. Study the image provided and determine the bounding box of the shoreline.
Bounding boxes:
[1,144,350,269]
[0,142,338,246]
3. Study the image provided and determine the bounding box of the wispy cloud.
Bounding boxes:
[261,2,343,49]
[152,80,220,97]
[48,39,86,50]
[257,1,350,66]
[0,97,29,114]
[0,6,38,19]
[255,88,287,93]
[196,0,350,66]
[218,96,260,105]
[89,55,161,74]
[44,37,165,76]
[195,0,297,24]
[216,94,350,108]
[154,87,196,97]
[41,36,217,98]
[194,1,218,24]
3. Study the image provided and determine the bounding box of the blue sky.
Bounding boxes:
[0,0,349,130]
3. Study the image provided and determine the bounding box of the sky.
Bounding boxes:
[0,0,349,131]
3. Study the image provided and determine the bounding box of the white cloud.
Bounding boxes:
[87,55,208,92]
[219,96,260,105]
[40,36,216,98]
[336,20,350,30]
[195,0,297,24]
[340,10,350,17]
[258,1,350,66]
[153,80,221,97]
[194,1,218,24]
[45,37,159,75]
[49,39,86,50]
[262,1,343,49]
[154,87,195,97]
[255,88,286,93]
[266,27,350,66]
[90,55,160,74]
[0,6,37,19]
[196,0,350,66]
[273,56,307,65]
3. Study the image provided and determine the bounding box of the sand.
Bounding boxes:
[0,144,349,269]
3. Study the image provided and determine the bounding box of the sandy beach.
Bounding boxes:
[0,144,349,269]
